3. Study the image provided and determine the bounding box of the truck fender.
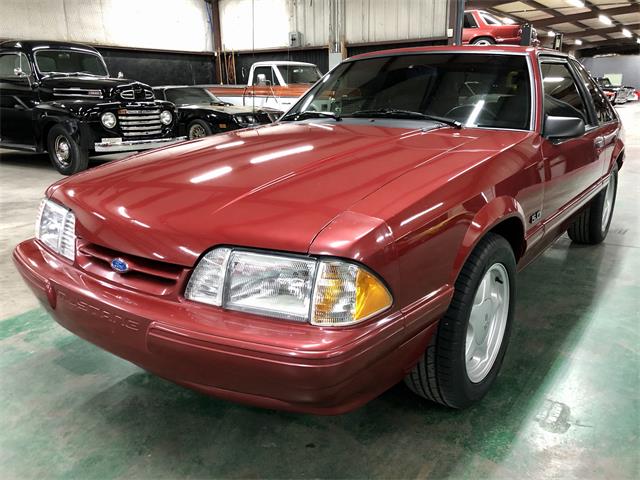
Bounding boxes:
[450,196,526,284]
[34,106,84,151]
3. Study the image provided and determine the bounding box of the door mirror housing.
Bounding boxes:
[543,115,585,140]
[117,71,124,79]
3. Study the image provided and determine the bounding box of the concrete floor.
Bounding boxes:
[1,104,638,479]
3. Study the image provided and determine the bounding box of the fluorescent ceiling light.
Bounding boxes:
[567,0,585,7]
[574,39,583,45]
[548,30,556,37]
[637,38,640,44]
[598,14,612,25]
[622,29,631,37]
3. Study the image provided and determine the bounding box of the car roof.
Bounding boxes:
[252,61,316,67]
[0,40,100,53]
[347,44,567,62]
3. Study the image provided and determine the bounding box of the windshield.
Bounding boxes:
[287,53,531,130]
[165,87,223,105]
[35,49,108,76]
[279,65,321,84]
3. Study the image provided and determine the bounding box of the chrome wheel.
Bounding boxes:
[601,173,616,234]
[465,263,509,383]
[473,39,493,46]
[189,123,207,139]
[54,135,71,166]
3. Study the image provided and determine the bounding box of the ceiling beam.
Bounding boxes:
[562,23,640,39]
[576,37,640,47]
[534,5,639,27]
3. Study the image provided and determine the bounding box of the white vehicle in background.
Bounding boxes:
[208,61,321,111]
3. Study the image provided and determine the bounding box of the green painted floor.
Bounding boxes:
[1,104,639,479]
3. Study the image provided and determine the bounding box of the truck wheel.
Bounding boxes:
[471,37,496,46]
[187,120,213,139]
[405,232,516,408]
[47,125,89,175]
[568,164,618,245]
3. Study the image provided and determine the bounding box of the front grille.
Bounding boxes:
[120,88,154,100]
[117,108,163,137]
[77,242,187,297]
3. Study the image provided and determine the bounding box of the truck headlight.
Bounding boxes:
[160,110,173,125]
[101,112,117,129]
[35,199,76,261]
[185,248,392,326]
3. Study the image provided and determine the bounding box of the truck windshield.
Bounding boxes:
[35,49,108,76]
[279,65,321,84]
[165,87,224,105]
[286,53,532,130]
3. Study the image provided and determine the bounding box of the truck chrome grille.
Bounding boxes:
[117,108,163,138]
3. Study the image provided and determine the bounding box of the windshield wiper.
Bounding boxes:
[282,110,342,122]
[348,108,462,129]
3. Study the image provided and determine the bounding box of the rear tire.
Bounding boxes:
[187,119,213,139]
[568,164,618,245]
[471,37,496,46]
[47,124,88,175]
[405,232,516,408]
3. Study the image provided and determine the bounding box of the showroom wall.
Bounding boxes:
[581,55,640,87]
[0,0,216,85]
[219,0,449,50]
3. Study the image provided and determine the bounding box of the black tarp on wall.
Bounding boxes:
[98,47,215,86]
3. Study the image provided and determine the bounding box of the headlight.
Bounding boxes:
[237,115,257,125]
[101,112,117,129]
[35,199,76,261]
[160,110,173,125]
[185,248,392,326]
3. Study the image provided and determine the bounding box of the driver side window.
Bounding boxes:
[540,61,588,122]
[0,53,31,77]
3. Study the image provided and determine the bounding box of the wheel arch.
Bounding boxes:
[450,196,526,284]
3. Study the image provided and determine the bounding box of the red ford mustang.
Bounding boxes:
[14,46,624,414]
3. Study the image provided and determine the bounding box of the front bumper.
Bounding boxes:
[94,136,186,152]
[13,239,448,414]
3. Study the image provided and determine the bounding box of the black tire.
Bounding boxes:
[470,36,496,45]
[405,232,516,408]
[568,164,618,245]
[46,124,88,175]
[187,119,213,139]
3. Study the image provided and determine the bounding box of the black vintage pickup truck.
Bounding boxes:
[0,40,183,174]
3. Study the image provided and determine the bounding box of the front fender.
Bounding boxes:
[34,105,84,150]
[450,196,526,284]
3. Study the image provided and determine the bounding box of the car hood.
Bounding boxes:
[49,121,529,266]
[40,76,142,89]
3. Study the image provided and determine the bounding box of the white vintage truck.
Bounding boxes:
[208,61,321,111]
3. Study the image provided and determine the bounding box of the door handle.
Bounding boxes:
[594,137,605,148]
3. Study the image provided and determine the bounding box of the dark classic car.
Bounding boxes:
[153,86,282,139]
[0,40,183,174]
[14,46,624,414]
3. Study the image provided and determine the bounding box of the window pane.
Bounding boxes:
[464,12,477,28]
[279,65,320,84]
[35,50,107,76]
[573,61,614,124]
[252,67,274,85]
[295,53,531,130]
[541,62,587,121]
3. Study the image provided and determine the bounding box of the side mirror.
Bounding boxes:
[13,67,25,77]
[117,71,124,79]
[543,115,585,140]
[256,73,267,85]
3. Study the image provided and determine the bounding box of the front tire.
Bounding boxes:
[187,119,213,139]
[46,125,88,175]
[568,164,618,245]
[405,233,516,408]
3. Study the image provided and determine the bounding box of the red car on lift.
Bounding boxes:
[15,46,623,414]
[463,9,532,46]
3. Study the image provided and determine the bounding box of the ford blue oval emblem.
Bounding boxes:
[110,258,129,273]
